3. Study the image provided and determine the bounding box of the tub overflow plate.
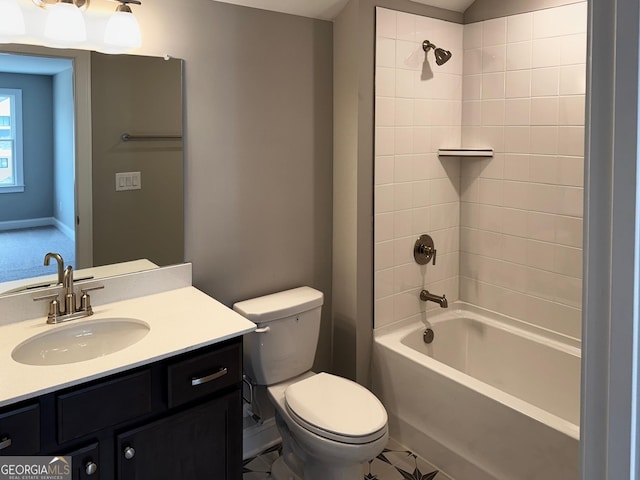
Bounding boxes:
[423,328,434,344]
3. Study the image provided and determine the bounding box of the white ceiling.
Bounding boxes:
[412,0,475,13]
[213,0,475,21]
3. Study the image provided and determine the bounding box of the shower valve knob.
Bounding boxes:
[414,234,436,265]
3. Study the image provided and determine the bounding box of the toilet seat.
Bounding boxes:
[284,372,388,445]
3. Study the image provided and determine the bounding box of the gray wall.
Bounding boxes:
[135,1,335,372]
[90,53,184,268]
[0,73,53,222]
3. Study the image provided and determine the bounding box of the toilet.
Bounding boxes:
[234,286,388,480]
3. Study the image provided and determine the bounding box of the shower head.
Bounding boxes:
[422,40,452,66]
[434,48,452,65]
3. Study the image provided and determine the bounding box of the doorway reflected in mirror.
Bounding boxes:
[0,54,75,284]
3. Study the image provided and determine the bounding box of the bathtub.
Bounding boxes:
[372,303,580,480]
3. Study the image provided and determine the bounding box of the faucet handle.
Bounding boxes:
[79,285,104,312]
[34,293,62,320]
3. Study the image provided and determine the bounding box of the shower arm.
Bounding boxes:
[422,40,437,52]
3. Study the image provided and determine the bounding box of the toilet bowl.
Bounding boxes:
[268,372,388,480]
[234,287,389,480]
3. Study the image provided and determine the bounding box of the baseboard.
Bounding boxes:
[52,217,75,240]
[0,217,54,232]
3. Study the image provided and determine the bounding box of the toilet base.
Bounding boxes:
[272,411,380,480]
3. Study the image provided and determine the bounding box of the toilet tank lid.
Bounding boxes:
[233,286,324,324]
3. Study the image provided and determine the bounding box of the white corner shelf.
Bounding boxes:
[438,148,494,158]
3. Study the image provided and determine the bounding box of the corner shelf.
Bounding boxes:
[438,148,493,158]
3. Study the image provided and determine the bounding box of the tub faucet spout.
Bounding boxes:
[420,290,448,308]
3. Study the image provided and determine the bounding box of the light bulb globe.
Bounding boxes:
[0,0,26,38]
[44,1,87,44]
[104,10,141,49]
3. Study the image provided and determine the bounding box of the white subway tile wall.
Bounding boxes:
[374,8,463,329]
[460,2,585,339]
[374,3,585,340]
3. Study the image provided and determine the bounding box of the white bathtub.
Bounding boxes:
[372,303,580,480]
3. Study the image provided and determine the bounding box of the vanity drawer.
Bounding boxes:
[57,370,152,443]
[0,403,40,455]
[167,340,241,408]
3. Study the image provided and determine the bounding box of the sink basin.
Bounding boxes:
[12,318,150,366]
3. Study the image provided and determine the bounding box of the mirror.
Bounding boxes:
[0,44,184,295]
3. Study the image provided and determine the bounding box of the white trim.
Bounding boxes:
[582,0,640,478]
[73,50,92,269]
[0,217,54,231]
[0,184,24,193]
[52,217,74,240]
[0,88,23,190]
[0,217,74,239]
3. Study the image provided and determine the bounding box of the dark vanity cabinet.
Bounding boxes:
[0,337,243,480]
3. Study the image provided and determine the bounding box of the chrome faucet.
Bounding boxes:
[34,264,104,324]
[420,290,448,308]
[43,252,64,285]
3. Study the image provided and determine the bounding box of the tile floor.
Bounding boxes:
[243,439,453,480]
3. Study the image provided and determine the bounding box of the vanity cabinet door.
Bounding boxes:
[66,442,100,480]
[116,389,241,480]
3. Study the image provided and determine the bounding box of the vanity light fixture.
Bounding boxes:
[104,0,142,50]
[37,0,88,44]
[0,0,26,38]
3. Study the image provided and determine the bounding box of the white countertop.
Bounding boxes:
[0,286,256,408]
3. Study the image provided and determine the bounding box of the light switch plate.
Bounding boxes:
[115,172,142,191]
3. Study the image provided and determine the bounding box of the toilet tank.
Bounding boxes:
[234,287,324,386]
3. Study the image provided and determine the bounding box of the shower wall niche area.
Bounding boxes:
[373,2,587,340]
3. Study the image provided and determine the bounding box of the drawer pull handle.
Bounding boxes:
[191,367,228,386]
[0,437,11,450]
